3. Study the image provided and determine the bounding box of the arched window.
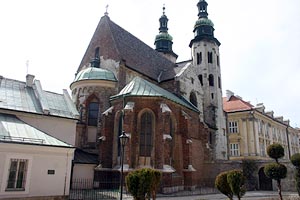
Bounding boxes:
[208,74,214,86]
[88,102,99,126]
[140,112,153,157]
[190,92,198,108]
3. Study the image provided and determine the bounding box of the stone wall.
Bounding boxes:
[0,196,67,200]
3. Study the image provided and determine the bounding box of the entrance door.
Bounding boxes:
[258,167,273,191]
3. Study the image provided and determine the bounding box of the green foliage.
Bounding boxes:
[227,170,246,200]
[291,153,300,167]
[291,153,300,196]
[264,163,287,181]
[215,171,233,200]
[267,143,284,161]
[125,168,162,200]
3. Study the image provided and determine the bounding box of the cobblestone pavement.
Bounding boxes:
[123,191,298,200]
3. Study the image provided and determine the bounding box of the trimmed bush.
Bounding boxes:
[264,143,287,200]
[267,143,284,162]
[291,153,300,168]
[227,170,246,200]
[264,163,287,181]
[126,168,162,200]
[291,153,300,196]
[215,171,233,200]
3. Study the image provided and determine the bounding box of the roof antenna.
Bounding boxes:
[104,4,109,16]
[26,60,29,74]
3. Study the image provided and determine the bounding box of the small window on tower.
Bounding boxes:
[208,74,214,86]
[196,52,202,65]
[208,52,213,64]
[198,75,203,86]
[218,77,221,89]
[217,55,220,66]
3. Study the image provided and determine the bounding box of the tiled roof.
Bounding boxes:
[73,148,98,164]
[77,15,177,82]
[223,96,254,112]
[0,77,79,119]
[110,76,199,112]
[0,113,72,147]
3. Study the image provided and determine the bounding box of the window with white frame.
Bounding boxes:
[260,142,266,157]
[230,143,240,156]
[6,159,28,190]
[228,121,238,133]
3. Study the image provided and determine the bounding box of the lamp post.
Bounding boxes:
[119,131,129,200]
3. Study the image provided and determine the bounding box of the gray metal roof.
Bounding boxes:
[110,76,199,112]
[0,113,72,147]
[0,77,79,119]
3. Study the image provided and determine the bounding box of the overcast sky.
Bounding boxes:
[0,0,299,127]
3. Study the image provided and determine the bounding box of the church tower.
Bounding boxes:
[190,0,227,160]
[154,6,178,63]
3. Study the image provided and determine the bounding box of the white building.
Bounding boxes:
[0,75,78,199]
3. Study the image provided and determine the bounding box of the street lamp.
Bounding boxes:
[119,131,129,200]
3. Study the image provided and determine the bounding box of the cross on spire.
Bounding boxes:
[104,4,109,16]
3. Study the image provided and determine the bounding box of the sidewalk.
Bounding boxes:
[124,191,299,200]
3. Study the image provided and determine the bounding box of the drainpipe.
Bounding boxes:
[286,126,291,159]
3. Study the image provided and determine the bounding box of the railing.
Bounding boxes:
[69,178,129,200]
[0,135,44,144]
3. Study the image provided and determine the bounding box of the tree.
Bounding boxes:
[126,168,162,200]
[291,153,300,196]
[215,171,233,200]
[227,170,246,200]
[264,143,287,200]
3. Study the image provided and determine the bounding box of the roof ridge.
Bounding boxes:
[105,16,122,60]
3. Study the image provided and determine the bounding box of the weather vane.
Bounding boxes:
[105,5,109,16]
[163,4,166,15]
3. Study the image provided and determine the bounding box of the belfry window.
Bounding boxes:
[88,102,99,126]
[196,52,202,65]
[208,74,214,86]
[208,52,213,64]
[140,112,153,157]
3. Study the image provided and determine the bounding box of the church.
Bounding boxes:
[70,0,227,190]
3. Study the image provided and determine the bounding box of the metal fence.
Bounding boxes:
[69,179,129,200]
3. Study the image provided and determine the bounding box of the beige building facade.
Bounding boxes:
[224,90,300,160]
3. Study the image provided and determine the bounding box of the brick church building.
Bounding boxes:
[70,0,227,190]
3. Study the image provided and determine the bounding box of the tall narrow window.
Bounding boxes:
[189,92,198,108]
[196,52,202,65]
[140,112,153,157]
[217,55,220,66]
[7,159,28,190]
[88,102,99,126]
[95,47,100,59]
[208,74,214,86]
[208,52,213,63]
[218,76,221,89]
[198,75,203,86]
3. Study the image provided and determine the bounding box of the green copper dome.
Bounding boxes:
[155,32,173,41]
[73,67,117,83]
[194,18,214,29]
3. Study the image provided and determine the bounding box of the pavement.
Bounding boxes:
[123,191,299,200]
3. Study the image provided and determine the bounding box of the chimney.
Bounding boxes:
[26,74,35,87]
[226,90,234,101]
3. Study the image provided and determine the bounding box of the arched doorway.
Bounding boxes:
[258,167,273,191]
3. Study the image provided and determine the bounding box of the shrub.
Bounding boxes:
[264,143,287,200]
[215,171,233,200]
[264,163,287,181]
[267,143,284,162]
[126,168,162,200]
[227,170,246,200]
[291,153,300,196]
[291,153,300,168]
